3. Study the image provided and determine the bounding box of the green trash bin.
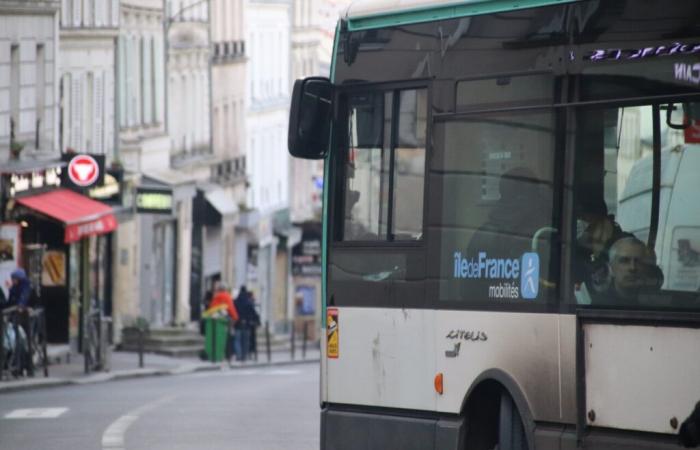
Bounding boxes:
[204,317,229,362]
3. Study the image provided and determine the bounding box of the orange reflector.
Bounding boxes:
[434,373,444,395]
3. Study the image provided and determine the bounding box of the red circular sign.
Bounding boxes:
[68,155,100,187]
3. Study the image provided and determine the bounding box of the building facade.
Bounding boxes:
[58,0,119,160]
[0,0,60,161]
[246,0,293,331]
[207,0,248,313]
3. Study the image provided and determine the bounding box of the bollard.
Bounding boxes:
[302,320,308,359]
[265,321,271,363]
[42,312,49,377]
[25,311,34,377]
[291,322,296,361]
[138,326,144,368]
[0,315,5,380]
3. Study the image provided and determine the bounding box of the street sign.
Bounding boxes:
[67,154,100,187]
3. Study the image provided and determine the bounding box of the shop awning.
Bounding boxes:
[17,189,118,243]
[205,188,238,217]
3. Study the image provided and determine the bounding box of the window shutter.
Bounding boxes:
[61,0,70,27]
[70,74,83,151]
[153,37,164,123]
[142,38,152,124]
[93,71,104,154]
[118,36,126,128]
[111,0,119,27]
[127,37,136,127]
[61,74,71,151]
[94,0,104,27]
[72,0,81,27]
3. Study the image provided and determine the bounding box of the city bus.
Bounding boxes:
[287,1,700,449]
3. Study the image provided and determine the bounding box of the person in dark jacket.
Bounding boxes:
[234,286,258,361]
[4,268,32,310]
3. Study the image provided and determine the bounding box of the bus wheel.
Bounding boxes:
[463,383,528,450]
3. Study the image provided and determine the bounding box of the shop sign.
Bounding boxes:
[292,238,322,276]
[7,167,62,197]
[62,153,105,190]
[136,188,173,214]
[64,215,118,243]
[87,170,123,204]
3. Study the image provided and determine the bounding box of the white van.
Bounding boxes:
[618,143,700,293]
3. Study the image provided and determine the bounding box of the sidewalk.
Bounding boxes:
[0,346,321,394]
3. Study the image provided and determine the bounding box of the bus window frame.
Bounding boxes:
[429,102,566,315]
[331,79,433,249]
[564,93,700,316]
[324,79,432,310]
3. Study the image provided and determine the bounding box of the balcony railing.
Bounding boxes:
[210,155,246,184]
[212,40,246,63]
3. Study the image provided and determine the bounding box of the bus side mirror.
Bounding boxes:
[288,77,333,159]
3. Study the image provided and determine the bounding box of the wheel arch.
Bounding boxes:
[460,368,536,450]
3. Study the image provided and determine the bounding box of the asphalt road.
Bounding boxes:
[0,363,320,450]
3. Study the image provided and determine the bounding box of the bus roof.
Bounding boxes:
[344,0,580,31]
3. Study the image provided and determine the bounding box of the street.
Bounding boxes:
[0,363,320,450]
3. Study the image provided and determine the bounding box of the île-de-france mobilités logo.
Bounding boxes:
[520,252,539,300]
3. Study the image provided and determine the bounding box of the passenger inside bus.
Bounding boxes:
[573,196,632,292]
[575,229,664,307]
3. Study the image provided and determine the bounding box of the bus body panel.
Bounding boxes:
[584,323,700,434]
[326,307,437,411]
[326,307,577,425]
[435,310,576,423]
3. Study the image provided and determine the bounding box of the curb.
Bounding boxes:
[0,357,319,394]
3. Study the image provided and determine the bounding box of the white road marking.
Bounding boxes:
[267,369,302,376]
[4,408,68,419]
[190,368,302,378]
[101,395,176,450]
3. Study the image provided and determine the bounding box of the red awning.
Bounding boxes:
[17,189,118,243]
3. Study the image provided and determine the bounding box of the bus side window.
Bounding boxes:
[341,88,427,242]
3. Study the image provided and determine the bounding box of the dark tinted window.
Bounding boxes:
[432,110,558,305]
[456,73,555,111]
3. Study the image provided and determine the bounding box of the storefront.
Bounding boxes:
[1,159,120,350]
[136,181,177,327]
[190,185,238,321]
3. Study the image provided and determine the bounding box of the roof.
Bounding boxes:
[344,0,580,31]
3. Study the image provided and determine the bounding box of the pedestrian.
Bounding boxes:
[233,286,256,361]
[3,268,33,311]
[204,282,238,322]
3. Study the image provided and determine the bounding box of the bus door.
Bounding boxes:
[325,84,436,412]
